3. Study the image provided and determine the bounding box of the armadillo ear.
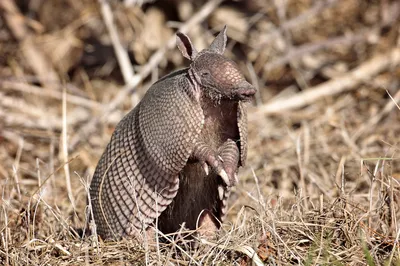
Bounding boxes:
[209,25,227,54]
[176,32,198,61]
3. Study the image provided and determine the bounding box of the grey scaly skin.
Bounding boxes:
[89,26,256,240]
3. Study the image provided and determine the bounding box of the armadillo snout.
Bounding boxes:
[233,80,256,101]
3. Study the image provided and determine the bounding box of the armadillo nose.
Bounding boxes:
[236,80,256,99]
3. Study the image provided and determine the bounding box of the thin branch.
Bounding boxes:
[387,89,400,111]
[251,47,400,119]
[0,92,62,129]
[62,87,76,209]
[0,80,101,109]
[256,0,339,50]
[351,89,400,141]
[99,0,135,85]
[263,31,368,72]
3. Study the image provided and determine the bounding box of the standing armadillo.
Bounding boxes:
[89,26,256,240]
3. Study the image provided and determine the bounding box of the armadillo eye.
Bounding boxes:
[201,71,210,77]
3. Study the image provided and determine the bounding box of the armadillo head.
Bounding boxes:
[176,26,256,102]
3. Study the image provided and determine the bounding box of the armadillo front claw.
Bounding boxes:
[218,169,230,186]
[218,185,224,200]
[201,162,209,175]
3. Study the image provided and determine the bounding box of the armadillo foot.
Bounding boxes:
[201,162,209,175]
[127,225,158,249]
[196,209,220,239]
[218,185,224,200]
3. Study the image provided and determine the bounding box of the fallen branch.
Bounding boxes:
[251,47,400,119]
[0,80,101,109]
[99,0,135,85]
[263,31,368,72]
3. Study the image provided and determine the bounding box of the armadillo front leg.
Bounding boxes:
[190,141,232,186]
[218,139,240,186]
[215,139,240,220]
[197,139,240,231]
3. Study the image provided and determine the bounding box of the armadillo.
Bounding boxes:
[89,26,256,240]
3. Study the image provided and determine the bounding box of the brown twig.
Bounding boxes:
[99,0,135,85]
[62,88,76,209]
[251,47,400,119]
[351,89,400,142]
[0,80,101,109]
[0,92,62,129]
[263,31,368,72]
[256,0,339,50]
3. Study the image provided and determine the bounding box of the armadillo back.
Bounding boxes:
[89,71,203,239]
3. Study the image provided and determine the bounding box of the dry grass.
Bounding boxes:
[1,0,400,265]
